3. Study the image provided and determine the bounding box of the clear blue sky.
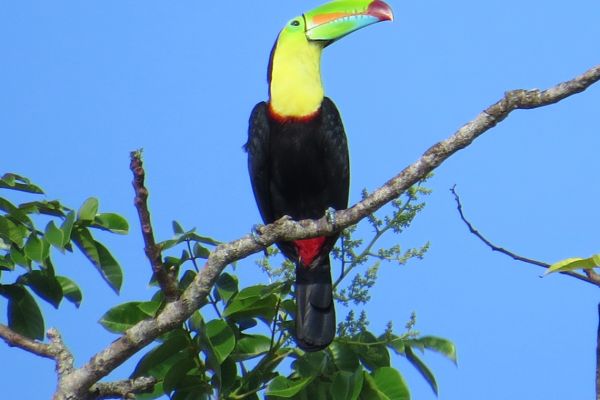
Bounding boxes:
[2,1,599,398]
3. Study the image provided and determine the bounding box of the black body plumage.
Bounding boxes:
[245,97,349,351]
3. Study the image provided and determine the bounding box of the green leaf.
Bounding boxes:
[191,233,220,246]
[266,376,314,398]
[223,285,278,322]
[24,233,44,262]
[163,357,197,394]
[99,301,161,333]
[407,336,458,365]
[0,198,33,228]
[231,334,271,361]
[405,346,437,395]
[10,245,30,268]
[205,319,236,364]
[331,369,364,400]
[94,213,129,234]
[60,211,76,246]
[44,221,65,250]
[0,173,43,194]
[0,254,14,271]
[132,329,191,377]
[19,200,64,217]
[19,270,63,308]
[214,272,238,303]
[179,270,196,291]
[73,227,100,264]
[73,228,123,293]
[547,255,600,275]
[1,284,45,340]
[172,220,185,235]
[362,368,410,400]
[330,342,360,371]
[195,317,223,391]
[293,352,327,377]
[352,331,390,371]
[95,240,123,292]
[193,242,210,259]
[386,336,405,356]
[1,217,28,247]
[220,357,238,393]
[77,197,99,222]
[56,276,82,307]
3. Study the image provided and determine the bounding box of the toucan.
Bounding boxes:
[245,0,393,352]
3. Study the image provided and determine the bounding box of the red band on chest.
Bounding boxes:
[267,103,320,124]
[294,237,326,267]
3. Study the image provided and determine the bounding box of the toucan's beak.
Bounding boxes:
[304,0,393,42]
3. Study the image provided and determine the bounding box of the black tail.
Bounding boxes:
[294,257,336,352]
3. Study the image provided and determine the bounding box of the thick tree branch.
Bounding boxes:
[450,186,600,285]
[53,64,600,399]
[89,377,157,400]
[0,324,54,359]
[130,150,179,301]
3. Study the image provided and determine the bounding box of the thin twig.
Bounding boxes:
[450,186,597,285]
[130,150,179,300]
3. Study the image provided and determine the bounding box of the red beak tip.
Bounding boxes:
[368,0,394,22]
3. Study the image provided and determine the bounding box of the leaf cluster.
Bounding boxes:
[0,173,127,339]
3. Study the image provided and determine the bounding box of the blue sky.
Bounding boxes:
[1,1,599,398]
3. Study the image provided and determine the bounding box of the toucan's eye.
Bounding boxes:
[291,20,300,26]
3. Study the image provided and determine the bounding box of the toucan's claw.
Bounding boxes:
[251,224,264,244]
[325,207,337,229]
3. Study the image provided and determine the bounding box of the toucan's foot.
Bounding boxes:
[251,224,264,244]
[325,207,337,229]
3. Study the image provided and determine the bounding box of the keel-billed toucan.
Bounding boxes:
[245,0,393,351]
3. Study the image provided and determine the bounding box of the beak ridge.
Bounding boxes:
[304,0,394,42]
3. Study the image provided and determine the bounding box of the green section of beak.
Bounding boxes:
[304,0,393,42]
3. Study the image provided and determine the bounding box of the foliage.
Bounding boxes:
[546,254,600,275]
[0,173,126,339]
[1,174,456,399]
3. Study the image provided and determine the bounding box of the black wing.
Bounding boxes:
[319,97,350,213]
[245,102,273,224]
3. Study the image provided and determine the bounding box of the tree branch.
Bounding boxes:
[89,377,157,399]
[450,186,600,286]
[0,324,54,359]
[48,328,75,377]
[53,64,600,399]
[130,150,179,301]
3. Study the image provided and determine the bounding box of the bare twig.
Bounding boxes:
[0,324,54,359]
[450,186,599,285]
[130,150,179,300]
[89,377,157,399]
[52,64,600,399]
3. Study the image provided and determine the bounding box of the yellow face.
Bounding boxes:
[269,17,325,118]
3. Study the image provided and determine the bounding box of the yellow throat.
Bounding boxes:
[269,31,324,118]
